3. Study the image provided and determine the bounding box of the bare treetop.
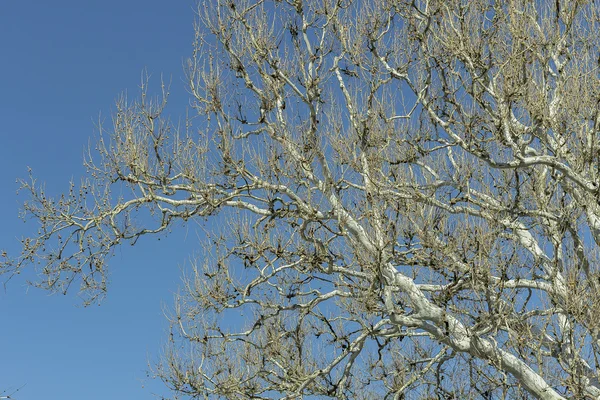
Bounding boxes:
[4,0,600,398]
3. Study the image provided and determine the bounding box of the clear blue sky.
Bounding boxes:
[0,1,200,399]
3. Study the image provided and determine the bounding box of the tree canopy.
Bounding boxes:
[4,0,600,398]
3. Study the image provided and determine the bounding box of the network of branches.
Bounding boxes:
[3,0,600,399]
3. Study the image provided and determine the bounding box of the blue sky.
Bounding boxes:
[0,1,200,399]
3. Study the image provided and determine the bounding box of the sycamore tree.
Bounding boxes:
[4,0,600,398]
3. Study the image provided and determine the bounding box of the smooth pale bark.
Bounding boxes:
[5,0,600,398]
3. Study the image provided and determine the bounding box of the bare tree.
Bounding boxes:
[4,0,600,398]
